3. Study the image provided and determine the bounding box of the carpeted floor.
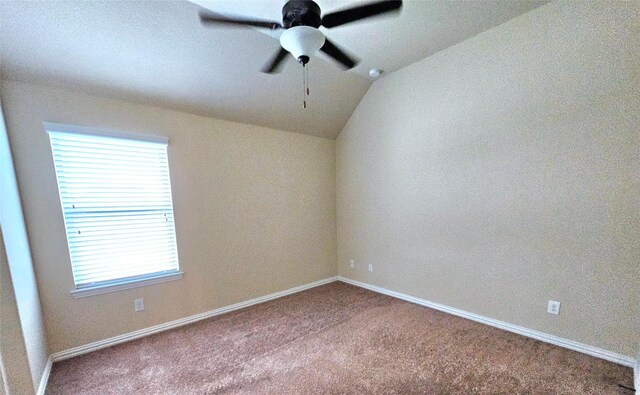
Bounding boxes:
[47,282,633,394]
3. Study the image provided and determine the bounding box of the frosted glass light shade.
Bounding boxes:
[280,26,325,61]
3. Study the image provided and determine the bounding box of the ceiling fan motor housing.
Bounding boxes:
[282,0,321,28]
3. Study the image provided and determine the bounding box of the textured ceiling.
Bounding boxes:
[0,0,547,139]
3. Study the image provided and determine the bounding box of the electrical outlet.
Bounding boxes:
[134,298,144,312]
[547,300,560,315]
[349,259,354,268]
[368,263,373,272]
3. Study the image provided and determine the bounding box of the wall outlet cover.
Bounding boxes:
[134,298,144,312]
[547,300,560,315]
[349,259,354,268]
[368,263,373,272]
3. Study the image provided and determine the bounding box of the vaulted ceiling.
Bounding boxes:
[0,0,547,139]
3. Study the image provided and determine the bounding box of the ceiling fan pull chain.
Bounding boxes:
[306,63,310,96]
[302,64,307,109]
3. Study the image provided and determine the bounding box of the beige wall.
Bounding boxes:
[337,1,639,357]
[1,80,337,354]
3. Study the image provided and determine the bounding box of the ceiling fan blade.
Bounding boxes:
[199,11,282,30]
[321,0,402,28]
[262,47,290,74]
[320,39,358,70]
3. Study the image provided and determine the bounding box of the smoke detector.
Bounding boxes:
[369,68,383,78]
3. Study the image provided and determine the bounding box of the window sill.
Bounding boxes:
[70,271,183,298]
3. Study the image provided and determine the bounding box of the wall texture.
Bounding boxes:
[337,1,639,357]
[0,101,49,393]
[1,80,337,354]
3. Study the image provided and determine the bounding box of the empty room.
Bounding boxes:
[0,0,638,394]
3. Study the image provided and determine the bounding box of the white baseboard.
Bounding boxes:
[38,275,638,393]
[337,276,636,368]
[50,276,338,363]
[36,356,52,395]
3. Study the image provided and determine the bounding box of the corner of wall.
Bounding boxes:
[0,96,50,394]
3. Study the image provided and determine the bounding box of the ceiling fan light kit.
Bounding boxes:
[280,26,325,65]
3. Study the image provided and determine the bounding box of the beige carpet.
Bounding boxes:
[47,282,633,394]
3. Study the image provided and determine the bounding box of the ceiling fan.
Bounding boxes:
[199,0,403,74]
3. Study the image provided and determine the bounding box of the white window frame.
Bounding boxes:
[45,122,183,298]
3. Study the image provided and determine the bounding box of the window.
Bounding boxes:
[47,124,181,297]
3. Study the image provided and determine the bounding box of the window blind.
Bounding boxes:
[48,130,179,289]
